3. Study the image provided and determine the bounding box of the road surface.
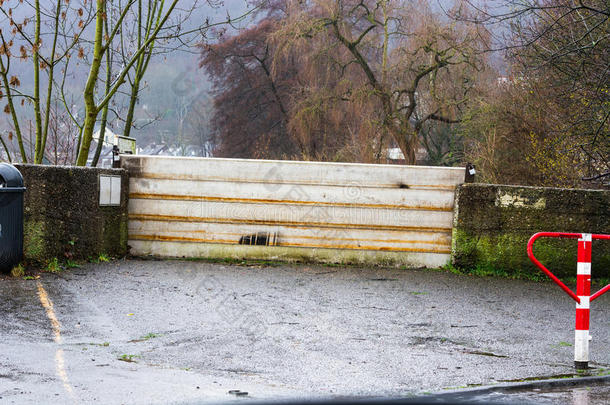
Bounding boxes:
[1,259,608,403]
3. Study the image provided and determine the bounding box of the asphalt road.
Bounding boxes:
[0,259,608,404]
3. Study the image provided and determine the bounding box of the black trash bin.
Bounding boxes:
[0,163,26,272]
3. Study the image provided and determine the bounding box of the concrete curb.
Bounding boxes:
[430,374,610,399]
[203,376,610,405]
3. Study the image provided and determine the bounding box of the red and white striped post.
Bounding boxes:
[575,233,592,369]
[527,232,610,370]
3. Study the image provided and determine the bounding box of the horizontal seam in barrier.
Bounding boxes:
[129,193,454,212]
[127,214,453,233]
[131,173,459,191]
[128,222,451,238]
[128,234,452,254]
[126,229,450,246]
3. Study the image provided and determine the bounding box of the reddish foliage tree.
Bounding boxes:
[200,8,299,158]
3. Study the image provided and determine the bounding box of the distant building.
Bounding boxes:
[387,147,405,161]
[93,127,120,145]
[497,76,509,85]
[386,146,428,164]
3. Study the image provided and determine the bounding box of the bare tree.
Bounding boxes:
[455,0,609,184]
[1,0,256,166]
[75,0,183,166]
[271,0,488,164]
[0,0,92,163]
[200,7,299,158]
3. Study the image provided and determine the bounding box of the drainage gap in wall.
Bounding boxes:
[239,232,278,246]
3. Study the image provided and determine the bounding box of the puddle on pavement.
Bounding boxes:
[478,385,610,405]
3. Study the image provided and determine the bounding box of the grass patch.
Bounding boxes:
[65,259,81,269]
[550,341,573,348]
[89,253,112,264]
[88,342,110,347]
[42,257,85,273]
[128,332,163,343]
[439,263,549,282]
[10,264,25,278]
[92,253,111,263]
[45,257,62,273]
[140,332,162,340]
[117,354,140,363]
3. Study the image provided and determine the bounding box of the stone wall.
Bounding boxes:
[452,184,610,279]
[15,164,129,264]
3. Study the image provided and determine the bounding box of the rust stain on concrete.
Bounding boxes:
[128,213,453,233]
[129,193,453,212]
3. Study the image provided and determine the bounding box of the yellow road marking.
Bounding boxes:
[37,281,76,400]
[36,282,62,344]
[55,349,74,396]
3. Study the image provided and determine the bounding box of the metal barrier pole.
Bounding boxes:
[574,233,592,369]
[528,232,610,369]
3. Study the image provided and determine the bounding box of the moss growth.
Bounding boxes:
[119,220,129,250]
[452,228,610,279]
[452,184,610,279]
[23,220,47,262]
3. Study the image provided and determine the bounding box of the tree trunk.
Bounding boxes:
[122,76,141,139]
[388,124,417,165]
[32,0,43,163]
[75,0,104,166]
[39,0,62,163]
[92,31,113,167]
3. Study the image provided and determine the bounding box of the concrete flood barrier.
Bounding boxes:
[121,156,465,268]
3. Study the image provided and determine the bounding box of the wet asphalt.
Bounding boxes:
[0,259,608,404]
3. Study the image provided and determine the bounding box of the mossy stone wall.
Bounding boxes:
[15,164,129,264]
[452,184,610,279]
